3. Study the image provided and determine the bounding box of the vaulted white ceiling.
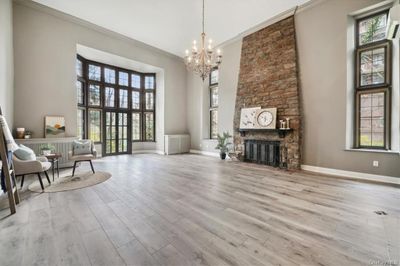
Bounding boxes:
[33,0,311,57]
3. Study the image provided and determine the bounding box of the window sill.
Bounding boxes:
[344,148,400,155]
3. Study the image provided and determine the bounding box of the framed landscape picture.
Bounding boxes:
[45,116,65,138]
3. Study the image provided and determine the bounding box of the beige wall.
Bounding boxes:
[186,0,400,177]
[0,0,14,127]
[13,2,187,151]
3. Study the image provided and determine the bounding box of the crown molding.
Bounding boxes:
[217,0,328,48]
[13,0,183,61]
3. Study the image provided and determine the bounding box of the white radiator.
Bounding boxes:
[15,137,78,167]
[164,135,190,155]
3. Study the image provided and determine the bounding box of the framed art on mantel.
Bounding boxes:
[239,107,261,129]
[254,108,277,129]
[45,116,65,138]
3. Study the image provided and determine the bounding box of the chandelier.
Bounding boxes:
[184,0,222,81]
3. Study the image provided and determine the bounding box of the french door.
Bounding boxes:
[104,111,130,155]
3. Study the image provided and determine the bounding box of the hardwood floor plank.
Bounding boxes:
[107,200,170,254]
[89,202,136,248]
[117,239,159,266]
[81,228,126,266]
[153,244,195,266]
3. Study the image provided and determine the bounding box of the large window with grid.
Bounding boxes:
[355,11,391,149]
[76,55,156,155]
[209,68,219,139]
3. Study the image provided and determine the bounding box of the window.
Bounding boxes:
[76,81,84,105]
[88,84,101,106]
[210,69,219,86]
[145,93,154,110]
[132,113,141,141]
[119,71,129,86]
[144,113,154,141]
[76,59,83,77]
[77,108,85,139]
[209,68,219,139]
[105,87,115,107]
[88,64,101,81]
[145,76,154,89]
[76,56,156,148]
[119,89,128,108]
[355,11,391,149]
[132,91,140,110]
[132,74,141,88]
[88,109,101,142]
[104,68,116,84]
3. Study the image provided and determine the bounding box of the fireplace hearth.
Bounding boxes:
[244,140,282,168]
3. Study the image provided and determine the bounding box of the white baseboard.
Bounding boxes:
[132,150,164,155]
[301,164,400,186]
[189,149,220,158]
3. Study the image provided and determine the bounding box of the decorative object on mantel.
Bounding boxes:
[239,107,261,129]
[285,118,290,129]
[184,0,222,81]
[254,108,277,129]
[279,118,291,130]
[24,131,32,139]
[45,116,65,138]
[16,128,25,139]
[215,131,232,160]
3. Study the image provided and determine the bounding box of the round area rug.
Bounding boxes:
[28,171,111,193]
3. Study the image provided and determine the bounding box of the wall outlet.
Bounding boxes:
[373,161,379,167]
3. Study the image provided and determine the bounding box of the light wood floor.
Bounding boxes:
[0,154,399,266]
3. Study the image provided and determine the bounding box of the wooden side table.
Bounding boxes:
[45,153,62,181]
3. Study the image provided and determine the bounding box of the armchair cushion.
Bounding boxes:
[72,140,92,155]
[13,155,51,175]
[69,153,96,161]
[14,144,36,161]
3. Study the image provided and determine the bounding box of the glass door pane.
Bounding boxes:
[118,112,128,153]
[105,111,117,155]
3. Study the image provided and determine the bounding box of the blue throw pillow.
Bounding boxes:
[73,140,92,155]
[14,144,37,161]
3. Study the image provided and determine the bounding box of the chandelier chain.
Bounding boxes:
[202,0,205,33]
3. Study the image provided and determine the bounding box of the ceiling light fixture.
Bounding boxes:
[184,0,222,81]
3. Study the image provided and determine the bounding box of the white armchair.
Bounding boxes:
[13,155,51,190]
[68,140,97,177]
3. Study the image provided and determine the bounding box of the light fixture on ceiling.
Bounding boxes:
[184,0,222,81]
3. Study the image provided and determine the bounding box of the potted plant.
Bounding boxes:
[40,143,55,156]
[215,131,232,160]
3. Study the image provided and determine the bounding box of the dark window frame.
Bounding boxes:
[76,55,156,155]
[209,68,219,139]
[354,10,391,150]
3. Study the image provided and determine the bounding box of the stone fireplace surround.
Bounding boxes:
[233,16,301,170]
